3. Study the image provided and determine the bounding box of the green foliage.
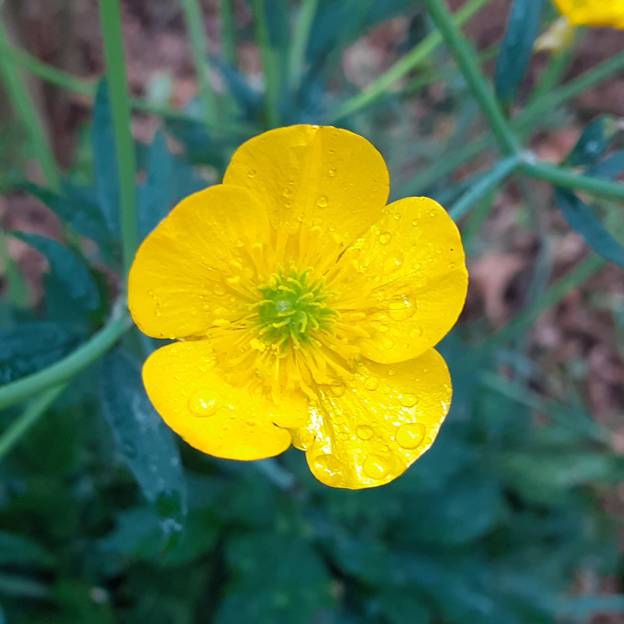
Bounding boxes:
[1,0,624,622]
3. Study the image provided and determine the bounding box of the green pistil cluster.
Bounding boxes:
[257,270,335,348]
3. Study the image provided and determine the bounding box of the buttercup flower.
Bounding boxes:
[128,125,467,489]
[552,0,624,29]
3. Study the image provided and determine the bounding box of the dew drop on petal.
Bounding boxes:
[382,337,396,350]
[188,393,218,417]
[312,453,342,482]
[328,167,337,177]
[378,231,392,245]
[383,254,403,273]
[409,326,424,339]
[388,295,415,321]
[329,382,346,397]
[363,454,390,479]
[398,393,418,408]
[247,168,256,178]
[316,195,329,208]
[396,422,426,449]
[356,425,374,440]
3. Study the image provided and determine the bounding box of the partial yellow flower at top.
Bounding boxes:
[552,0,624,29]
[128,125,468,489]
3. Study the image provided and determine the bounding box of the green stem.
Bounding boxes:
[0,233,28,308]
[252,0,280,128]
[331,0,488,122]
[0,310,130,410]
[521,159,624,201]
[423,0,518,155]
[450,154,520,220]
[218,0,236,67]
[98,0,138,276]
[180,0,218,128]
[288,0,318,93]
[0,21,60,189]
[0,385,65,461]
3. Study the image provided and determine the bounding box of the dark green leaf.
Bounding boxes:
[99,349,187,534]
[216,532,334,624]
[0,322,83,384]
[566,117,612,167]
[0,531,54,568]
[377,589,430,624]
[495,0,545,104]
[587,149,624,179]
[19,181,109,250]
[555,189,624,269]
[12,232,102,323]
[138,131,205,238]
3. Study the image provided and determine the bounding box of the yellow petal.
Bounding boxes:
[143,340,293,460]
[223,125,389,253]
[552,0,624,28]
[534,17,576,52]
[334,196,467,364]
[294,350,451,489]
[128,184,271,339]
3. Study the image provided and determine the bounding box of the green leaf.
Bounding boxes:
[19,181,110,251]
[12,232,102,323]
[495,0,545,104]
[555,189,624,269]
[0,322,83,384]
[587,149,624,179]
[566,117,613,167]
[138,131,205,238]
[99,349,187,535]
[216,532,334,624]
[0,531,54,568]
[91,81,120,235]
[377,589,430,624]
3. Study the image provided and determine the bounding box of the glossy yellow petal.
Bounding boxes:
[143,340,293,460]
[333,196,467,364]
[294,350,451,489]
[552,0,624,28]
[128,184,271,339]
[223,125,389,251]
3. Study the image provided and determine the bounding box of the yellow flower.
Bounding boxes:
[128,125,467,489]
[552,0,624,29]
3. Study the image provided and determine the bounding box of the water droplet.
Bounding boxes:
[429,209,437,217]
[329,382,346,397]
[312,454,342,481]
[383,254,403,273]
[328,167,337,177]
[398,393,418,408]
[388,295,415,321]
[247,168,256,178]
[396,422,426,449]
[393,211,401,221]
[364,376,379,391]
[382,337,395,350]
[409,326,424,339]
[356,425,374,440]
[316,195,329,208]
[283,185,294,198]
[411,219,419,227]
[378,231,392,245]
[188,393,218,417]
[363,454,390,479]
[226,275,241,285]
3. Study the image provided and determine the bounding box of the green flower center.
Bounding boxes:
[257,270,335,347]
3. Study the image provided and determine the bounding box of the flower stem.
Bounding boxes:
[251,0,280,128]
[0,20,60,189]
[218,0,236,67]
[180,0,219,128]
[520,159,624,201]
[331,0,489,122]
[0,385,65,461]
[98,0,138,276]
[450,154,521,220]
[288,0,318,93]
[423,0,518,155]
[0,309,131,410]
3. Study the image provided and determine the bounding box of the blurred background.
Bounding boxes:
[1,0,624,622]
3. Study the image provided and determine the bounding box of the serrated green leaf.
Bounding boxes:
[99,349,187,535]
[19,181,109,250]
[495,0,545,104]
[216,532,334,624]
[0,322,83,384]
[555,189,624,269]
[12,232,102,323]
